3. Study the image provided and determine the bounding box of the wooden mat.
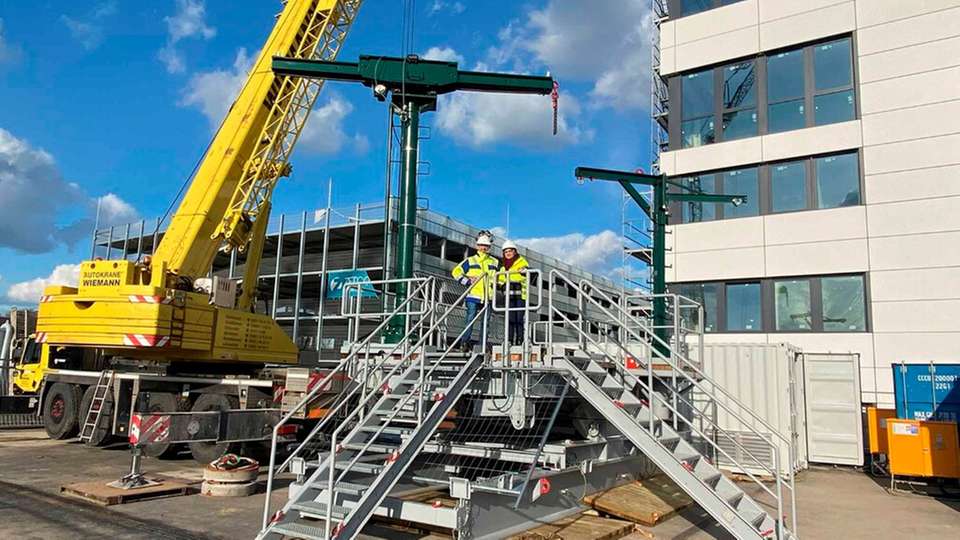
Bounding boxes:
[583,475,693,526]
[509,514,635,540]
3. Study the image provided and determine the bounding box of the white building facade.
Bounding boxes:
[659,0,960,406]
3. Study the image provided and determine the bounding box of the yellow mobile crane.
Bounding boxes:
[7,0,362,461]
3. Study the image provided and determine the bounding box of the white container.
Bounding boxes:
[690,342,808,477]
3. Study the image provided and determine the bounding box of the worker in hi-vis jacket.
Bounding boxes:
[451,231,499,351]
[497,240,530,346]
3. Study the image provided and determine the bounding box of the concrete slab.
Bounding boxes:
[1,429,958,539]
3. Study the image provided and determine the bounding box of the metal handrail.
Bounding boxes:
[320,279,487,538]
[552,310,785,537]
[552,270,797,536]
[260,276,434,530]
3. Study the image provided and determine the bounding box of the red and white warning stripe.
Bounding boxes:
[128,413,171,445]
[128,295,172,304]
[122,334,171,348]
[35,332,48,343]
[39,295,55,303]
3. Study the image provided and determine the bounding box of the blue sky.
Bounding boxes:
[0,0,652,306]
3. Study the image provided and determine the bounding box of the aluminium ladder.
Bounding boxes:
[78,370,114,443]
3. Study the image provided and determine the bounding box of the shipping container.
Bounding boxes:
[690,343,808,477]
[892,362,960,423]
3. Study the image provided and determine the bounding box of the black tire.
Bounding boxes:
[79,385,116,447]
[188,394,239,465]
[139,393,182,458]
[43,383,82,440]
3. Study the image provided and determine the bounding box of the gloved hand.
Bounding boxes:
[459,277,471,286]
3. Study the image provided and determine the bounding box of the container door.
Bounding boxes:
[802,352,864,466]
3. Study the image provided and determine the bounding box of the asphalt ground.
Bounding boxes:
[1,428,958,539]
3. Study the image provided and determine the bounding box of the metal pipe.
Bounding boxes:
[271,214,285,319]
[122,223,131,260]
[315,179,333,353]
[291,211,307,344]
[105,226,113,260]
[0,321,12,396]
[136,219,146,260]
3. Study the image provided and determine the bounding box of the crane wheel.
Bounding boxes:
[43,383,82,440]
[188,394,240,465]
[140,393,182,458]
[79,385,116,447]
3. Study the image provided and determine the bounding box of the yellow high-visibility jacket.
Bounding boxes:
[452,252,499,302]
[498,256,530,301]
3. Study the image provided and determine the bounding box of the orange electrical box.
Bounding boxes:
[867,407,897,454]
[886,418,960,479]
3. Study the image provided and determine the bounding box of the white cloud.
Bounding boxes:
[502,0,653,111]
[422,46,464,64]
[180,47,254,126]
[515,230,622,276]
[0,127,138,253]
[6,264,82,304]
[429,1,465,16]
[300,95,370,155]
[97,193,139,225]
[436,83,590,149]
[158,0,217,74]
[0,18,23,66]
[61,2,117,51]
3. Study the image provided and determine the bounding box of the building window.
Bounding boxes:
[681,69,715,148]
[770,160,807,213]
[726,282,761,331]
[674,0,745,17]
[816,153,860,209]
[671,151,861,224]
[721,61,757,141]
[813,39,856,125]
[671,36,856,147]
[767,49,805,133]
[670,274,868,333]
[822,275,866,331]
[774,279,812,330]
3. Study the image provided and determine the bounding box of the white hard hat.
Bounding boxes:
[502,240,517,251]
[476,233,493,246]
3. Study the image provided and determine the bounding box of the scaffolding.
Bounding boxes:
[91,203,620,360]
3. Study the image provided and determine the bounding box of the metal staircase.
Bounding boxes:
[259,276,490,539]
[547,269,797,539]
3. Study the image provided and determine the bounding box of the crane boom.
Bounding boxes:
[34,0,363,366]
[154,0,361,282]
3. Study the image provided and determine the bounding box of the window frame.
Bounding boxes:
[669,35,858,150]
[670,150,862,224]
[669,0,746,18]
[669,273,870,333]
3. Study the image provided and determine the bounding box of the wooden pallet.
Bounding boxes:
[583,476,693,527]
[60,475,198,506]
[509,514,634,540]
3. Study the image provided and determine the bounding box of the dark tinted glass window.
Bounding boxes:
[681,175,718,222]
[682,117,716,148]
[774,279,812,330]
[814,38,853,90]
[723,109,758,140]
[769,99,806,133]
[723,62,756,109]
[822,275,866,331]
[814,89,856,125]
[771,160,807,213]
[768,49,804,102]
[703,283,719,332]
[683,69,714,119]
[816,153,860,208]
[682,0,714,15]
[723,168,759,218]
[727,282,761,331]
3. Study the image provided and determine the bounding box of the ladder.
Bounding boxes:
[79,370,114,443]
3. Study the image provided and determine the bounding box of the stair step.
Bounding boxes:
[292,500,350,521]
[359,425,411,436]
[335,460,384,475]
[343,442,400,454]
[334,481,370,496]
[270,521,329,540]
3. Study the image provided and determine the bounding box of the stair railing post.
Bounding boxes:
[325,429,336,539]
[671,294,679,431]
